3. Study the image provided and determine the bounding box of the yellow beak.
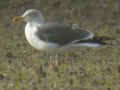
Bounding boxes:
[12,16,23,22]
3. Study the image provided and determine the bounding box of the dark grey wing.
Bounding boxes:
[35,23,94,45]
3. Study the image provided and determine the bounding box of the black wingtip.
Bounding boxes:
[74,36,112,47]
[93,36,115,41]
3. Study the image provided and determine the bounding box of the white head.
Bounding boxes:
[13,9,45,24]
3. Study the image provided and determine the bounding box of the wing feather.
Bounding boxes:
[35,23,94,45]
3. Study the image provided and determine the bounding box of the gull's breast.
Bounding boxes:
[25,23,60,52]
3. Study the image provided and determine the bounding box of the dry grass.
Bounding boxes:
[0,0,120,90]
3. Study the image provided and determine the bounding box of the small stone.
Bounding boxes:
[0,74,5,80]
[6,52,14,58]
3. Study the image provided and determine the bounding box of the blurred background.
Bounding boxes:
[0,0,120,90]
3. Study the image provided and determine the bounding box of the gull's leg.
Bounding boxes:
[32,48,40,53]
[55,54,59,66]
[48,55,54,68]
[48,54,59,68]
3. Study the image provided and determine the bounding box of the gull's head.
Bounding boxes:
[12,9,45,23]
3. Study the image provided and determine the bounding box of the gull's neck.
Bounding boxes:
[29,17,45,25]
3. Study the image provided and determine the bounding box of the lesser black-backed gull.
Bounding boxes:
[12,9,107,53]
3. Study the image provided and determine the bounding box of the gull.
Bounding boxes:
[12,9,108,53]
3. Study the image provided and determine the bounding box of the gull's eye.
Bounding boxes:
[28,12,39,17]
[28,13,34,17]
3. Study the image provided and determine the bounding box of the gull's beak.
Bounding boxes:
[12,16,24,23]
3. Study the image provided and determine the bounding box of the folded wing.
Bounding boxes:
[35,23,94,45]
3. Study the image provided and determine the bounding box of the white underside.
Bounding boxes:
[72,43,101,47]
